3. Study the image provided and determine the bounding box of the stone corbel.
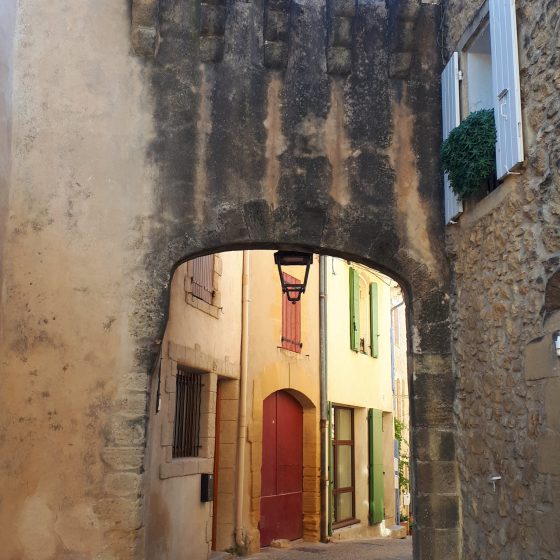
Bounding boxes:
[131,0,161,57]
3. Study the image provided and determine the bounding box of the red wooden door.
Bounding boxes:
[260,391,303,547]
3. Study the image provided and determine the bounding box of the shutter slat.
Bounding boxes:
[490,0,523,179]
[441,52,463,223]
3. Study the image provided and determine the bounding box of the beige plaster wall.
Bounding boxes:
[0,1,157,558]
[143,253,243,559]
[0,0,16,293]
[326,257,396,536]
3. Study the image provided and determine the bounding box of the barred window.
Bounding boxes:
[191,255,214,304]
[173,367,203,458]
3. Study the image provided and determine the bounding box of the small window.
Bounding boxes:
[191,255,214,304]
[172,367,203,458]
[281,272,302,353]
[333,406,356,527]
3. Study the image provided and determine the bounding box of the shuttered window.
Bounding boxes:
[172,367,203,458]
[368,408,384,525]
[281,273,302,353]
[369,282,379,358]
[441,52,463,224]
[489,0,523,180]
[349,268,360,351]
[333,407,356,527]
[191,255,214,304]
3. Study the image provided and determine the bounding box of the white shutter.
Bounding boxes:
[441,52,463,224]
[490,0,524,180]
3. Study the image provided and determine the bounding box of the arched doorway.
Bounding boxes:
[260,390,304,546]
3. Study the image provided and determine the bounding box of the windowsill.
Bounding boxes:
[453,174,517,228]
[185,292,220,319]
[277,347,306,359]
[159,456,213,480]
[332,518,361,530]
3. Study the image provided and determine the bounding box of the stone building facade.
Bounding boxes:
[1,0,557,558]
[443,0,560,558]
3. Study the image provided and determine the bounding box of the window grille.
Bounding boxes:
[192,255,214,304]
[173,367,203,458]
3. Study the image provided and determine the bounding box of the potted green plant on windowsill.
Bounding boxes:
[441,108,497,200]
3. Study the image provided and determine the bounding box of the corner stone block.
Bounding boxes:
[264,41,289,69]
[416,461,458,494]
[94,497,142,531]
[537,432,560,475]
[131,26,159,58]
[525,335,560,380]
[101,447,144,472]
[327,47,352,75]
[544,378,560,431]
[412,353,452,375]
[415,494,459,529]
[132,0,159,26]
[413,428,455,461]
[414,527,460,560]
[388,52,412,79]
[412,375,455,427]
[417,320,451,354]
[200,36,225,63]
[331,0,355,17]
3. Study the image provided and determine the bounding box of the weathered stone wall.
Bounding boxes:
[444,0,560,558]
[0,0,461,558]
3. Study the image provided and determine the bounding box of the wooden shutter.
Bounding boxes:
[441,52,463,224]
[349,268,360,351]
[489,0,524,180]
[369,282,379,358]
[368,408,384,524]
[192,255,214,304]
[281,273,302,353]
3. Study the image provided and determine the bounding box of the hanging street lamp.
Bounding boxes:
[274,251,313,303]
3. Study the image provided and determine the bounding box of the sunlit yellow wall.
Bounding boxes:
[326,257,393,410]
[325,257,396,534]
[244,251,321,550]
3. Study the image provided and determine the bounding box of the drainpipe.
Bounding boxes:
[319,255,328,541]
[391,297,405,527]
[235,250,250,549]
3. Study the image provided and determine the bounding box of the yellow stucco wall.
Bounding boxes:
[244,251,321,551]
[325,257,396,535]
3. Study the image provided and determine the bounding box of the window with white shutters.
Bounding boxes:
[440,0,524,220]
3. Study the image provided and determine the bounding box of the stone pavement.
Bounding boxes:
[244,537,412,560]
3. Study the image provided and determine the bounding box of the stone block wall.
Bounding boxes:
[444,0,560,557]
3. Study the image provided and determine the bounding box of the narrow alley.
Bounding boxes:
[242,537,413,560]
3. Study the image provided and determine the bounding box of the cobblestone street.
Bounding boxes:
[245,537,413,560]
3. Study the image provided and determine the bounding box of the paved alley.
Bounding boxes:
[245,537,413,560]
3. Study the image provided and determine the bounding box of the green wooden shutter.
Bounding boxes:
[369,282,379,358]
[327,402,334,536]
[349,268,360,351]
[368,408,384,524]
